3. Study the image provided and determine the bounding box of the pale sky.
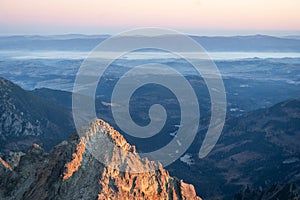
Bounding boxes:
[0,0,299,35]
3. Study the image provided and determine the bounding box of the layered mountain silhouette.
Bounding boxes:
[0,34,300,52]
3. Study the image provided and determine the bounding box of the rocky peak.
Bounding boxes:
[0,118,201,200]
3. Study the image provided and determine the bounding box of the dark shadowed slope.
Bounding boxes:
[168,99,300,199]
[0,77,75,153]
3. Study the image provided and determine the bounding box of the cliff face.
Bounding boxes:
[0,77,75,153]
[0,119,201,200]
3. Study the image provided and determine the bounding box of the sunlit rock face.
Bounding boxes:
[0,119,201,200]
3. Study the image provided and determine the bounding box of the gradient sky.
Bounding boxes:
[0,0,299,35]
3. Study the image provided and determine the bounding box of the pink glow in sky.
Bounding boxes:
[0,0,299,35]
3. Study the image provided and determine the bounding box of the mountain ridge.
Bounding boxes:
[1,34,299,52]
[168,98,300,199]
[0,77,75,153]
[0,118,201,200]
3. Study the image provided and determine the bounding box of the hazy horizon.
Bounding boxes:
[1,0,299,36]
[0,31,300,37]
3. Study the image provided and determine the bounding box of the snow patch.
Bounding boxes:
[283,157,299,164]
[169,131,177,137]
[180,154,194,165]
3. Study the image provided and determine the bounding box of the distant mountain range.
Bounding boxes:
[0,34,300,52]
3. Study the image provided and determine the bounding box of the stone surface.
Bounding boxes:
[0,77,75,153]
[0,119,201,200]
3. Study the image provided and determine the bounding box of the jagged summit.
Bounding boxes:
[0,118,201,200]
[77,119,160,173]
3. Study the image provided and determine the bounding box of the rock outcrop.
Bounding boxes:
[0,77,75,153]
[0,119,201,200]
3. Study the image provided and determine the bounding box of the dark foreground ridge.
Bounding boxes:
[0,77,75,153]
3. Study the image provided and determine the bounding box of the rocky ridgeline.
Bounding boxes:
[0,78,43,138]
[0,77,74,153]
[0,119,201,200]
